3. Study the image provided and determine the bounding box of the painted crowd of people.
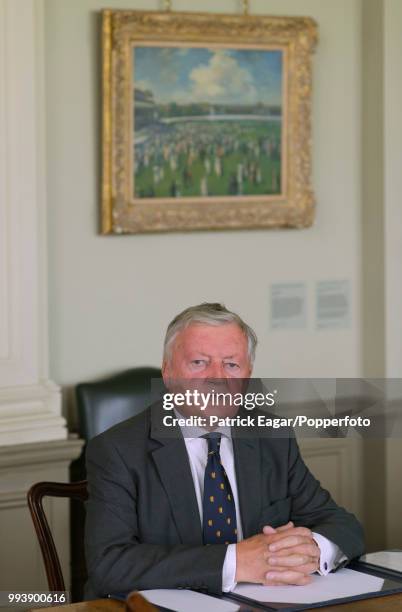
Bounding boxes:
[134,120,281,198]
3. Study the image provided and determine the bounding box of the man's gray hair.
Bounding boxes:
[163,302,257,364]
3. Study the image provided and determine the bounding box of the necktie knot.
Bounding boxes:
[204,432,222,455]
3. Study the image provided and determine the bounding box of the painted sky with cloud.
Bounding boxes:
[134,46,282,106]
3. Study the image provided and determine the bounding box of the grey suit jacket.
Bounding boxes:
[84,403,364,599]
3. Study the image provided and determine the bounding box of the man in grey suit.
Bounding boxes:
[85,303,364,599]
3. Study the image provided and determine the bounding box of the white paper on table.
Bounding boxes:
[361,551,402,573]
[232,568,384,604]
[139,589,239,612]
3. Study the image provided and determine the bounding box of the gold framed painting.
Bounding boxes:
[101,9,317,234]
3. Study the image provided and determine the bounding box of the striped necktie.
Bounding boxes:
[202,433,237,545]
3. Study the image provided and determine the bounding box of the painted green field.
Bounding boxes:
[134,120,281,199]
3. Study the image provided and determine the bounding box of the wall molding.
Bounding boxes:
[300,437,363,518]
[0,436,83,469]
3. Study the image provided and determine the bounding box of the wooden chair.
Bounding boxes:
[27,480,88,592]
[28,481,158,611]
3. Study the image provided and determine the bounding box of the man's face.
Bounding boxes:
[162,322,252,419]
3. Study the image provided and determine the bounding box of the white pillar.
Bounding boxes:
[362,0,402,550]
[0,0,67,444]
[384,0,402,549]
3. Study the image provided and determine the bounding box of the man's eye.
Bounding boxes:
[225,362,239,369]
[191,360,206,366]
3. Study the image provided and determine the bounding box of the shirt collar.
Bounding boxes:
[173,408,232,441]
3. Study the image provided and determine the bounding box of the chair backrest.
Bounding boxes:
[27,481,88,592]
[76,367,161,440]
[71,367,162,600]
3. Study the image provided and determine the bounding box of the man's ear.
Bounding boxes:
[161,359,169,386]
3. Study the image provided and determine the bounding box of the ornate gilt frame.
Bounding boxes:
[101,10,318,234]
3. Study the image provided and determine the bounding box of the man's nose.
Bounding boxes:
[206,361,226,379]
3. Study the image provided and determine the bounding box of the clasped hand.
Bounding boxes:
[235,521,320,586]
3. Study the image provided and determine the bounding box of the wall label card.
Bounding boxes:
[270,283,307,329]
[316,280,350,329]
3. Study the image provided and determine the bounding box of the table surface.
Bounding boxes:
[28,592,402,611]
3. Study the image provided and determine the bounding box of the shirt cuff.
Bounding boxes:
[312,532,347,575]
[222,544,237,592]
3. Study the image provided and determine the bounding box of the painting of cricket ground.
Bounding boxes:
[133,47,283,200]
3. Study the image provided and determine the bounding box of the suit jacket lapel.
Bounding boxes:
[149,403,203,545]
[232,423,262,539]
[148,403,264,543]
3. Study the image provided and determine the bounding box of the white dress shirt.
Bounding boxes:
[177,414,345,591]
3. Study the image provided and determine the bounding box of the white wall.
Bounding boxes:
[45,0,363,389]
